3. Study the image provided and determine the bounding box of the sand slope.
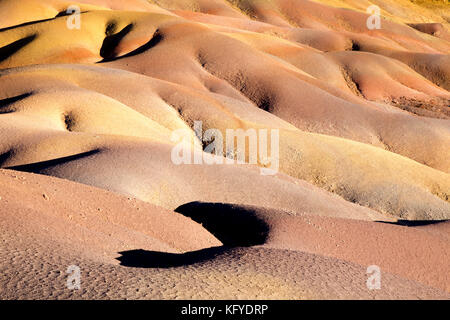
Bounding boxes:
[0,170,447,299]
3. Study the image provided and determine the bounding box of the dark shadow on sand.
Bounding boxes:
[377,219,449,227]
[175,201,270,247]
[98,29,163,63]
[0,11,89,33]
[0,150,14,167]
[117,246,228,268]
[0,35,36,63]
[4,149,100,172]
[0,92,33,113]
[117,202,270,268]
[99,23,134,61]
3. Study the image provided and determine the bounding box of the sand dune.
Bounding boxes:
[1,63,448,219]
[174,203,449,291]
[0,169,221,257]
[0,171,447,299]
[0,0,449,299]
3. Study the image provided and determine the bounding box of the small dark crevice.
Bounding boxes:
[351,41,360,51]
[105,22,117,36]
[353,77,363,96]
[197,52,208,69]
[257,95,274,113]
[63,112,76,132]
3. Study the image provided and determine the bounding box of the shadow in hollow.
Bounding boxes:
[117,202,270,268]
[175,202,270,247]
[98,29,163,63]
[117,246,228,268]
[99,23,134,61]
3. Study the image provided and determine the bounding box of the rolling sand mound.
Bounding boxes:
[175,202,450,291]
[0,0,449,299]
[1,63,449,219]
[1,173,447,299]
[0,169,221,258]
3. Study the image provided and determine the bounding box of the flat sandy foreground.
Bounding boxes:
[0,0,449,299]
